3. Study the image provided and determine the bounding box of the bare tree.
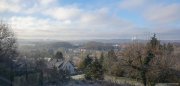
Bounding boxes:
[35,59,47,86]
[0,21,17,86]
[119,34,176,86]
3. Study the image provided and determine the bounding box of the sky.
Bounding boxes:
[0,0,180,40]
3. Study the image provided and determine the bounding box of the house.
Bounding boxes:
[60,60,75,74]
[48,58,76,74]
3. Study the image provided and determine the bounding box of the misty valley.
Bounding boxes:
[1,0,180,86]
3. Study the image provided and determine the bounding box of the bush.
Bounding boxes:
[109,63,125,77]
[47,67,70,85]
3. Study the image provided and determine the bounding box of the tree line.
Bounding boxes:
[78,34,179,86]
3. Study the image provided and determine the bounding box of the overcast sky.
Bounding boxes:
[0,0,180,40]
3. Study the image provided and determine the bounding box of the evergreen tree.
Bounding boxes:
[85,57,104,80]
[139,34,159,86]
[108,50,117,61]
[78,55,93,71]
[104,50,117,74]
[84,55,93,67]
[99,52,104,64]
[54,51,63,60]
[141,51,155,86]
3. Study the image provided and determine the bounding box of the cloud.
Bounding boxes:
[79,11,134,31]
[119,0,146,9]
[1,0,179,40]
[44,6,82,20]
[0,0,58,14]
[37,0,57,6]
[155,28,180,40]
[143,3,180,24]
[8,9,136,40]
[8,16,66,39]
[119,0,180,25]
[10,16,52,30]
[0,0,22,13]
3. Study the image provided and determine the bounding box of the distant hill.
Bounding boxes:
[35,41,75,49]
[81,41,114,50]
[160,40,180,44]
[17,39,180,48]
[68,39,132,44]
[17,39,75,49]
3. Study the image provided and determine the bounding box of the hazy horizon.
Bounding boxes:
[0,0,180,40]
